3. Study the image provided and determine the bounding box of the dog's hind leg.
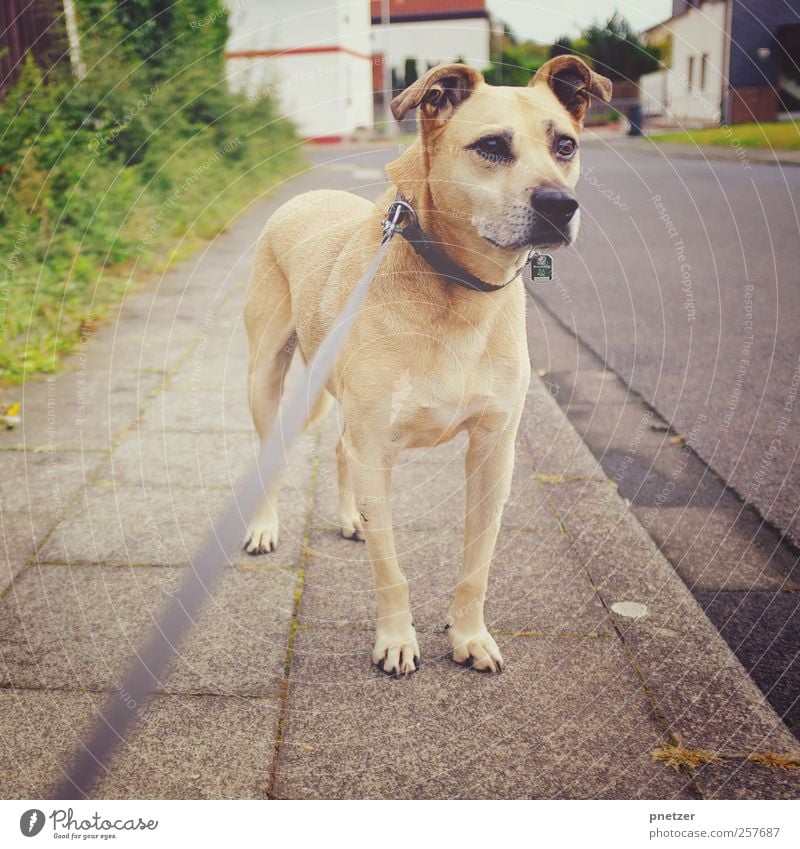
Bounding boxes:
[336,434,364,541]
[242,241,295,555]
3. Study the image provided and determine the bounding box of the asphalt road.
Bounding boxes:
[535,141,800,547]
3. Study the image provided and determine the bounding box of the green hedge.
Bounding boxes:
[0,0,300,382]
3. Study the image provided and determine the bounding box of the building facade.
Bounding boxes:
[640,0,728,123]
[225,0,374,140]
[370,0,493,85]
[641,0,800,125]
[728,0,800,122]
[224,1,494,138]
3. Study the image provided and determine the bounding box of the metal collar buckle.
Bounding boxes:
[382,197,417,244]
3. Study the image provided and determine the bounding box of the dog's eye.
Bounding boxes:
[470,135,513,163]
[555,135,578,159]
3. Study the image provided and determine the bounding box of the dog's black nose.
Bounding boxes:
[532,187,579,227]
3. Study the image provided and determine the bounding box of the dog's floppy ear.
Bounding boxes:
[531,56,612,122]
[391,63,483,126]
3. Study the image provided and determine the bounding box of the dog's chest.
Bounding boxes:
[388,370,510,447]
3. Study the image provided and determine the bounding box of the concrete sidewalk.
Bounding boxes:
[1,148,799,799]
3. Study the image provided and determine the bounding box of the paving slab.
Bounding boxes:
[38,484,233,567]
[168,344,248,394]
[0,564,296,696]
[696,590,800,739]
[152,247,253,299]
[0,450,101,515]
[648,506,800,592]
[543,480,800,755]
[100,429,261,491]
[520,380,607,480]
[693,760,800,800]
[113,286,222,329]
[526,302,600,381]
[193,313,250,361]
[564,407,739,513]
[61,318,201,375]
[39,442,313,569]
[550,367,637,412]
[137,388,255,433]
[1,520,40,592]
[0,450,107,589]
[0,688,278,799]
[0,370,164,452]
[616,444,741,514]
[274,628,693,799]
[300,526,609,634]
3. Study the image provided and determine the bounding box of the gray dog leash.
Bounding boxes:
[55,207,405,799]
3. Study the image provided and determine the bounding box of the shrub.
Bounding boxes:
[0,0,299,382]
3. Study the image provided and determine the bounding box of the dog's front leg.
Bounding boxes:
[346,435,419,676]
[448,424,517,672]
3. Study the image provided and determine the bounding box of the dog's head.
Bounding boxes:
[389,57,611,251]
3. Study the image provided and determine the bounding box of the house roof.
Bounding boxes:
[370,0,488,24]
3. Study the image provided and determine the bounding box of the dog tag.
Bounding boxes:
[530,253,553,283]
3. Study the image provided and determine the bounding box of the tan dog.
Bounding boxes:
[243,56,611,675]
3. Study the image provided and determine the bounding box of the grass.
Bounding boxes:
[650,122,800,150]
[1,144,303,386]
[746,752,800,771]
[653,744,800,774]
[652,744,722,772]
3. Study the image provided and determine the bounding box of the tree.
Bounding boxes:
[78,1,229,79]
[550,36,574,58]
[404,58,418,88]
[483,23,549,86]
[502,22,518,46]
[581,13,661,82]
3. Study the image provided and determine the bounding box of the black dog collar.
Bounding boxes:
[384,195,533,294]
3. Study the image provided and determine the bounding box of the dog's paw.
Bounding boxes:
[449,627,504,673]
[243,516,280,555]
[339,503,365,542]
[372,627,420,677]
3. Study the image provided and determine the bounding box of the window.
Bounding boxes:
[700,52,708,89]
[687,55,694,89]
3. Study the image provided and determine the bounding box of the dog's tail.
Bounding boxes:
[306,388,335,430]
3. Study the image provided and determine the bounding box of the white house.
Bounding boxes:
[370,0,494,86]
[640,0,728,124]
[640,0,800,125]
[225,0,374,140]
